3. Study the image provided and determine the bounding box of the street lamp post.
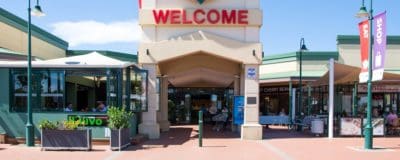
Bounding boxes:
[356,0,373,150]
[26,0,45,147]
[299,38,308,117]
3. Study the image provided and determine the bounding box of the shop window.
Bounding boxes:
[107,69,119,107]
[38,70,64,111]
[10,69,64,112]
[129,69,148,112]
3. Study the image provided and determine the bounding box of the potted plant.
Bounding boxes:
[40,119,92,151]
[107,107,134,151]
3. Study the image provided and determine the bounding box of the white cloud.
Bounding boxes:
[51,20,141,47]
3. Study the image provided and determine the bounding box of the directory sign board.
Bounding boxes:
[233,96,244,125]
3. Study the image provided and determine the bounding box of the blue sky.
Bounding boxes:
[0,0,399,56]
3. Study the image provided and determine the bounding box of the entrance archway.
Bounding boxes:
[139,31,263,140]
[157,52,241,130]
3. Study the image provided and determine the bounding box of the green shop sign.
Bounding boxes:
[67,115,108,127]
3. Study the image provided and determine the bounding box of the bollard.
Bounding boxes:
[198,110,203,147]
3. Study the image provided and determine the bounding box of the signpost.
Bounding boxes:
[198,111,203,147]
[233,96,244,125]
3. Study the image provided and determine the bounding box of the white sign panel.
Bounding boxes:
[247,68,257,79]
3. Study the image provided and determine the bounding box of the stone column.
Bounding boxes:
[158,76,170,132]
[234,75,240,96]
[241,64,263,140]
[139,64,160,139]
[232,75,241,132]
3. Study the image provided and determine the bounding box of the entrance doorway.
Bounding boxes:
[168,87,234,125]
[76,85,89,111]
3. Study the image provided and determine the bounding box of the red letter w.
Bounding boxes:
[153,10,170,24]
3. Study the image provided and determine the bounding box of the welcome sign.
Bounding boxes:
[152,9,249,25]
[138,0,262,27]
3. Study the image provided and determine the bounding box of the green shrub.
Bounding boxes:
[38,120,58,130]
[39,119,84,130]
[63,120,81,130]
[107,107,134,129]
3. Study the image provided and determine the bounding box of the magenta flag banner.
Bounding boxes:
[372,11,387,82]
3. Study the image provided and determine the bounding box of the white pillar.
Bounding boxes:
[232,76,241,132]
[241,64,263,140]
[292,88,297,122]
[158,76,170,132]
[234,75,240,96]
[139,64,160,139]
[328,59,335,139]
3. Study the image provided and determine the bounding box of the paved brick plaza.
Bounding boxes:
[0,125,399,160]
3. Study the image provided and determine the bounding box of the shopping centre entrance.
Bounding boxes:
[168,87,234,125]
[157,51,240,129]
[138,0,263,140]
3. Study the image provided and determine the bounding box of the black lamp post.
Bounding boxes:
[26,0,45,147]
[299,38,308,116]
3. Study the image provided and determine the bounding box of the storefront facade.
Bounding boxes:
[0,8,141,141]
[259,35,400,136]
[138,0,263,140]
[0,53,145,141]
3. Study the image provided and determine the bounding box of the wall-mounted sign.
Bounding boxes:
[247,67,257,79]
[247,97,257,105]
[152,9,249,25]
[139,9,262,26]
[67,115,108,127]
[358,85,400,93]
[261,87,290,93]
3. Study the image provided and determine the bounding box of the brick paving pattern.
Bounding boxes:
[0,125,399,160]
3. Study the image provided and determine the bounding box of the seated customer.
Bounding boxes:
[209,104,218,116]
[372,108,380,118]
[386,111,398,127]
[96,101,107,112]
[279,108,287,116]
[64,103,73,112]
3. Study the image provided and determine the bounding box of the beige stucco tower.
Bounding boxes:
[138,0,263,140]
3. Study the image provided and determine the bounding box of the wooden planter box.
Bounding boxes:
[110,128,131,151]
[41,129,92,151]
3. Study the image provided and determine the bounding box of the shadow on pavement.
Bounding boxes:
[263,126,318,139]
[125,126,193,151]
[194,124,240,139]
[125,125,239,151]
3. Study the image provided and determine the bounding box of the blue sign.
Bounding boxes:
[247,68,256,79]
[233,96,244,125]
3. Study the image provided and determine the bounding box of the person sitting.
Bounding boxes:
[279,108,287,116]
[96,101,107,112]
[80,107,89,112]
[209,104,218,116]
[386,110,398,127]
[372,108,380,118]
[64,103,73,112]
[221,107,229,117]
